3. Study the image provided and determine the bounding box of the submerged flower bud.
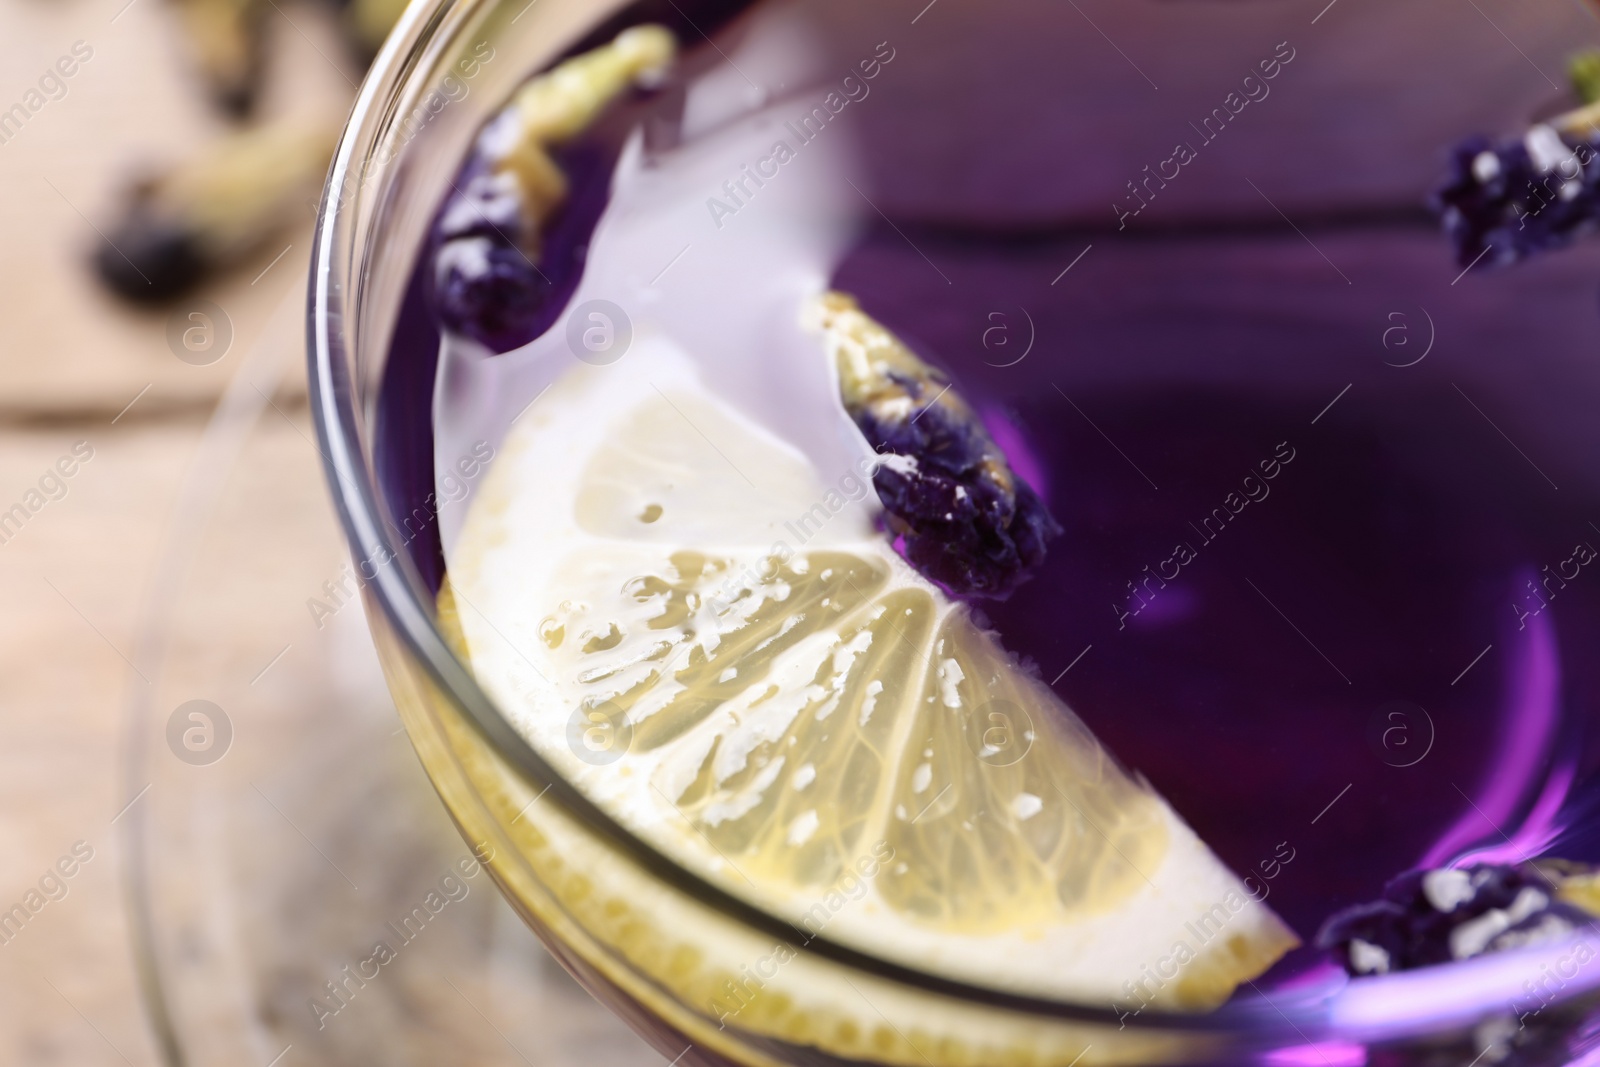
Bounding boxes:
[808,292,1060,599]
[1434,107,1600,271]
[430,25,677,351]
[1318,861,1600,976]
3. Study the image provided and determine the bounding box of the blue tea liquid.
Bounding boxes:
[376,0,1600,997]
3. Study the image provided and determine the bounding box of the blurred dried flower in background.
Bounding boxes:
[93,0,405,302]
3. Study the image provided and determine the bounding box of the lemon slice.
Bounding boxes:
[446,331,1298,1016]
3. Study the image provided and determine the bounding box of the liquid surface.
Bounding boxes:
[384,0,1600,995]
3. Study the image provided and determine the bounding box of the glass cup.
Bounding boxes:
[309,0,1600,1063]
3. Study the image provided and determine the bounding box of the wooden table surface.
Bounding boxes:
[0,0,358,1061]
[0,4,661,1062]
[12,0,1600,1062]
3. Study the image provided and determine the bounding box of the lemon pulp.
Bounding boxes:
[444,329,1298,1023]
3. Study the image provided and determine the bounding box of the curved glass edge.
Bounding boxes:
[367,595,1216,1066]
[120,299,304,1067]
[301,0,1600,1054]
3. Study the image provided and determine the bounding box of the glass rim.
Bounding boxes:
[304,0,1600,1047]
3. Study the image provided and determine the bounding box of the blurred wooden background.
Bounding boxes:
[0,0,355,1061]
[7,0,1600,1061]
